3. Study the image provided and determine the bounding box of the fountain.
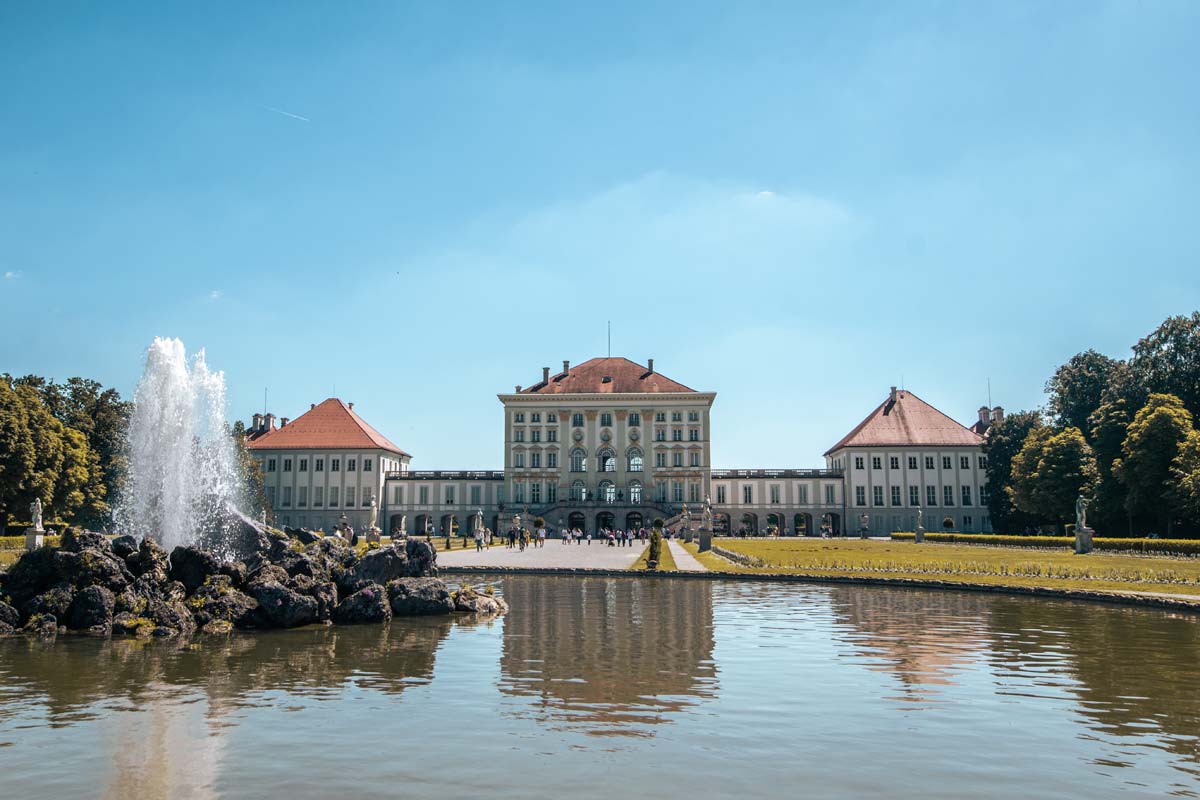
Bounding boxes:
[117,337,245,555]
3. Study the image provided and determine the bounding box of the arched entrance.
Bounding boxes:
[388,514,405,536]
[794,512,813,537]
[568,511,586,533]
[441,513,459,538]
[597,511,615,531]
[821,512,842,536]
[714,512,730,535]
[766,513,783,535]
[626,512,643,530]
[415,514,432,536]
[740,513,758,536]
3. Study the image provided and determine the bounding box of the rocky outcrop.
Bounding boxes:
[452,586,509,615]
[387,578,454,616]
[0,533,446,638]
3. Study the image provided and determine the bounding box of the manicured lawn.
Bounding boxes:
[691,537,1200,598]
[632,540,678,572]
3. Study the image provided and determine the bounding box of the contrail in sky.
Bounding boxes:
[260,105,310,122]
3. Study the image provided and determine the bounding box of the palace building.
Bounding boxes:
[246,358,996,537]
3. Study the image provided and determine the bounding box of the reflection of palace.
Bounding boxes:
[497,575,717,733]
[248,356,996,536]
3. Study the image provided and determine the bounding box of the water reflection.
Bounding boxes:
[498,576,718,735]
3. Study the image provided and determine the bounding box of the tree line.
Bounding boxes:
[0,374,268,534]
[984,311,1200,537]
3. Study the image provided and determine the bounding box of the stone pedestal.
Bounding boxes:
[915,526,925,544]
[698,531,713,553]
[1074,527,1094,555]
[24,527,44,551]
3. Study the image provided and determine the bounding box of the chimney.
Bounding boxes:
[562,360,570,373]
[991,406,1005,424]
[889,386,897,403]
[252,413,263,431]
[280,417,290,427]
[978,406,990,425]
[348,403,354,410]
[647,358,654,373]
[310,403,315,410]
[543,366,550,383]
[265,413,277,430]
[515,385,522,393]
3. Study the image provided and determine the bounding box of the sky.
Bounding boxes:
[1,1,1198,469]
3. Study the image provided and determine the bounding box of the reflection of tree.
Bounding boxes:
[986,598,1200,767]
[827,586,993,695]
[499,575,717,735]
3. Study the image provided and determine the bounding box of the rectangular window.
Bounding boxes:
[531,430,541,442]
[872,456,882,470]
[925,456,934,470]
[514,430,525,442]
[980,486,991,505]
[418,486,429,505]
[331,458,340,472]
[961,486,972,506]
[672,412,682,422]
[672,430,682,441]
[673,482,684,502]
[393,485,402,505]
[514,452,525,468]
[572,413,584,427]
[889,456,899,470]
[347,459,356,472]
[960,456,969,470]
[690,452,700,467]
[445,486,455,505]
[909,486,919,506]
[891,486,901,506]
[793,485,807,504]
[927,486,937,506]
[314,486,323,507]
[346,487,355,507]
[770,485,781,504]
[743,485,753,504]
[855,487,866,506]
[315,458,324,472]
[329,486,339,507]
[531,412,540,423]
[283,458,292,472]
[942,456,951,470]
[689,430,699,441]
[979,455,988,469]
[531,482,541,503]
[655,430,666,441]
[673,452,683,467]
[825,484,836,504]
[547,413,557,423]
[600,412,612,427]
[514,483,525,503]
[267,458,276,472]
[267,486,276,506]
[688,411,699,422]
[873,486,884,506]
[547,429,557,442]
[655,412,666,423]
[299,458,308,472]
[531,452,541,468]
[964,515,973,529]
[943,485,954,506]
[629,413,640,427]
[655,453,666,467]
[514,412,525,424]
[547,483,557,503]
[717,485,727,504]
[282,486,292,507]
[908,456,917,470]
[855,457,864,470]
[298,486,307,507]
[470,485,481,505]
[363,459,372,472]
[547,452,558,468]
[689,483,700,502]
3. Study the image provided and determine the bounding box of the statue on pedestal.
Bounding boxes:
[916,507,925,543]
[368,495,379,531]
[30,497,44,531]
[1075,495,1090,532]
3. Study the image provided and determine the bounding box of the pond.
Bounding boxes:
[2,575,1199,798]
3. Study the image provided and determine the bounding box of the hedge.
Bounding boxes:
[891,531,1200,556]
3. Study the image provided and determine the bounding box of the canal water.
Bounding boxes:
[2,575,1199,799]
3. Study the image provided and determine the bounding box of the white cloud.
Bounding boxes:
[209,289,222,301]
[3,270,20,279]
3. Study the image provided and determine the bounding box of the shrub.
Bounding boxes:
[890,531,1200,556]
[942,517,955,530]
[652,518,665,529]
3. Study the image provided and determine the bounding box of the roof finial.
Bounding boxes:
[607,320,611,357]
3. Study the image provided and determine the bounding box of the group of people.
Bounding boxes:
[560,527,648,547]
[495,526,548,551]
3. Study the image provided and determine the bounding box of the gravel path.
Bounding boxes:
[667,540,706,572]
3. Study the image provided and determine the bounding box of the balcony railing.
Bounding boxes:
[709,468,843,479]
[385,470,505,481]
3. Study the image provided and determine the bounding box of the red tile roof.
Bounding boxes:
[825,390,984,454]
[246,398,410,456]
[519,357,695,394]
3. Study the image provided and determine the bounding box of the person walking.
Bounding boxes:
[475,527,484,552]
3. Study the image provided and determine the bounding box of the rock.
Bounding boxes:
[248,581,318,628]
[338,546,414,595]
[310,581,338,621]
[267,531,296,562]
[295,529,322,545]
[169,545,221,594]
[200,619,233,635]
[331,583,391,624]
[219,561,248,587]
[162,580,187,604]
[143,598,196,637]
[53,548,131,594]
[404,537,438,574]
[387,578,454,616]
[187,575,258,628]
[284,554,330,583]
[2,546,60,610]
[114,588,147,616]
[23,613,58,638]
[288,574,315,594]
[0,601,19,629]
[24,584,75,621]
[59,529,112,554]
[0,621,14,636]
[452,586,509,615]
[112,612,156,637]
[66,585,115,632]
[127,537,169,580]
[111,535,139,559]
[247,563,290,587]
[309,535,357,567]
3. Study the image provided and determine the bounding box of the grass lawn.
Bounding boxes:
[691,537,1200,599]
[632,540,679,572]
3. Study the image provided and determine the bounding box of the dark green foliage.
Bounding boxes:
[1046,350,1121,435]
[984,411,1044,533]
[1129,311,1200,418]
[648,529,663,567]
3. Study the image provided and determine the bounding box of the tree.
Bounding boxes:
[1009,426,1098,532]
[1046,350,1122,436]
[231,421,271,524]
[983,410,1044,533]
[1129,312,1200,418]
[1116,393,1194,536]
[1088,397,1134,535]
[0,381,36,532]
[1173,430,1200,526]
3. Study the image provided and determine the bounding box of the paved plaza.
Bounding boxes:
[437,540,648,569]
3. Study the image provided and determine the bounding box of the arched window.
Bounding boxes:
[629,480,643,504]
[599,480,616,503]
[570,448,586,473]
[598,448,616,472]
[627,447,643,472]
[571,480,587,501]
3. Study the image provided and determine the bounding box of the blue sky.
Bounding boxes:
[2,1,1198,468]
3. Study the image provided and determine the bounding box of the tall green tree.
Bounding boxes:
[0,381,36,532]
[1009,426,1098,532]
[983,410,1044,533]
[1088,397,1134,535]
[1046,349,1122,436]
[1116,393,1195,536]
[1129,312,1200,418]
[1173,430,1200,527]
[231,421,272,524]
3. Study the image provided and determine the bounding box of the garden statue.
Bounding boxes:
[1074,494,1093,554]
[859,513,870,540]
[1075,495,1090,533]
[915,507,925,543]
[368,495,379,531]
[399,515,407,536]
[30,497,44,531]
